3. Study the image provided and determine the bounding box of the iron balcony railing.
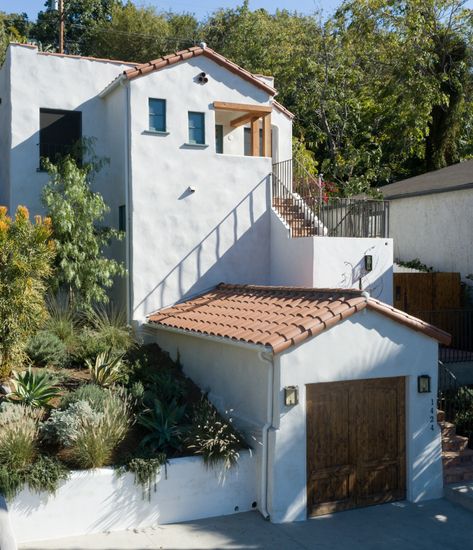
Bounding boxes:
[272,159,390,238]
[418,309,473,364]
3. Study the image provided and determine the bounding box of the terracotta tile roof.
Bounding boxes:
[147,284,451,353]
[123,46,277,96]
[272,100,295,119]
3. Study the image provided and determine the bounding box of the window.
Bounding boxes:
[215,124,223,154]
[119,205,126,232]
[188,112,205,145]
[39,108,82,167]
[244,127,263,156]
[149,98,166,132]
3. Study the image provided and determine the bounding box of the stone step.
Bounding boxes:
[440,421,456,438]
[437,409,445,423]
[442,434,469,452]
[444,466,473,485]
[443,449,473,468]
[444,483,473,512]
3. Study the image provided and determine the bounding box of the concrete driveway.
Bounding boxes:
[19,499,473,550]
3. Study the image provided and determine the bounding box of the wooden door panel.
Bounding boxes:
[307,377,406,517]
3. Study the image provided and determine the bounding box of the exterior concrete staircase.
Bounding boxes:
[438,409,473,484]
[272,197,321,238]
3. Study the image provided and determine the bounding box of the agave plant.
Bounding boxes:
[8,369,60,408]
[138,398,187,453]
[86,350,126,387]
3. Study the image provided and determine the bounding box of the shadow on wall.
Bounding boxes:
[136,176,271,316]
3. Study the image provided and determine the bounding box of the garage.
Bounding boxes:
[306,377,406,516]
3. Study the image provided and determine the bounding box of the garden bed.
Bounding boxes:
[8,451,257,544]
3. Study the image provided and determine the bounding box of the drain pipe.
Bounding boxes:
[259,349,275,521]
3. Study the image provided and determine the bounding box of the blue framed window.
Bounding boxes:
[215,124,223,154]
[149,98,166,132]
[188,112,205,145]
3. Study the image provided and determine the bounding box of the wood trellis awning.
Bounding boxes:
[213,101,272,157]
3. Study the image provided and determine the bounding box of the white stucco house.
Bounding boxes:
[380,160,473,286]
[0,42,451,527]
[0,42,393,322]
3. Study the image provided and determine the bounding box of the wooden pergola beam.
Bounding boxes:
[251,117,260,157]
[214,101,272,113]
[230,111,268,128]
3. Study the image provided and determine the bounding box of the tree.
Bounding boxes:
[42,157,125,310]
[0,206,55,379]
[0,11,31,63]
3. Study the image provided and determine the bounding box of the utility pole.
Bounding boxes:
[59,0,64,54]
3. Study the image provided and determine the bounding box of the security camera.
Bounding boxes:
[197,72,209,84]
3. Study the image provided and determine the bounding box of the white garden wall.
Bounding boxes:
[389,190,473,280]
[8,452,256,544]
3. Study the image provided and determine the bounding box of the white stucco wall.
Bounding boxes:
[147,309,442,524]
[389,190,473,280]
[0,48,12,208]
[270,210,394,303]
[8,453,256,544]
[6,44,131,216]
[271,107,293,163]
[272,309,442,522]
[128,57,281,318]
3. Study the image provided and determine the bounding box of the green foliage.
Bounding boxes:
[0,403,40,470]
[138,398,187,453]
[397,259,434,272]
[69,392,131,468]
[42,400,102,446]
[27,330,68,368]
[60,384,110,412]
[82,306,135,356]
[119,455,167,499]
[25,455,69,495]
[86,350,126,387]
[187,397,244,469]
[41,156,125,311]
[9,368,60,408]
[0,206,55,379]
[43,294,80,355]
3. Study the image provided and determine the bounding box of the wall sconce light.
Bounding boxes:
[364,255,373,272]
[284,386,299,406]
[418,375,431,394]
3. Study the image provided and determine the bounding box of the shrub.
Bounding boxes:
[138,398,187,454]
[8,368,61,408]
[43,392,132,468]
[86,350,126,387]
[119,455,167,500]
[143,369,187,405]
[25,455,69,495]
[43,293,80,355]
[187,398,244,470]
[0,206,55,379]
[0,403,40,469]
[84,306,134,354]
[60,384,109,412]
[70,393,132,468]
[27,330,68,368]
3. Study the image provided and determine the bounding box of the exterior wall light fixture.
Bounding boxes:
[284,386,299,406]
[418,375,431,393]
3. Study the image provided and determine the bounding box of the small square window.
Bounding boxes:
[149,98,166,132]
[215,124,223,154]
[188,112,205,145]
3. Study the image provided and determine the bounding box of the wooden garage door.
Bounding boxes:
[306,377,406,517]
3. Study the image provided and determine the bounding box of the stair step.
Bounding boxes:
[443,449,473,468]
[444,465,473,484]
[444,483,473,512]
[440,421,457,438]
[443,435,469,452]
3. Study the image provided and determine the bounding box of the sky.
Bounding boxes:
[1,0,340,21]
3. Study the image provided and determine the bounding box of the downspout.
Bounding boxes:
[121,78,133,324]
[259,349,275,521]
